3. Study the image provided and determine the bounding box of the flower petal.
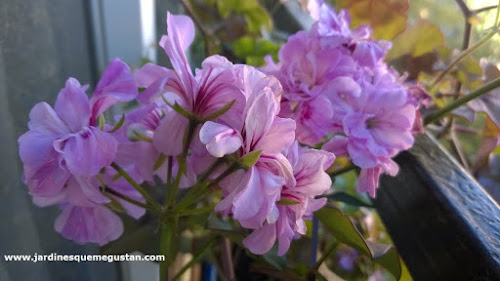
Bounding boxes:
[27,102,69,135]
[54,78,91,132]
[199,121,242,157]
[90,58,138,122]
[54,204,123,246]
[55,127,117,176]
[152,111,188,156]
[159,12,195,95]
[259,117,296,155]
[242,223,276,255]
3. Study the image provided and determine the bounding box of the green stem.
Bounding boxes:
[429,26,499,90]
[104,188,159,214]
[160,217,177,281]
[172,237,217,281]
[165,156,173,205]
[312,240,338,271]
[424,77,500,125]
[111,162,161,211]
[174,163,240,212]
[168,120,198,206]
[329,163,357,178]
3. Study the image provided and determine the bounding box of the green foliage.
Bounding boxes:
[335,0,409,40]
[386,21,445,61]
[315,206,402,280]
[216,0,271,33]
[232,36,280,66]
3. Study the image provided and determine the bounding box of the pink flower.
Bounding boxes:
[18,59,138,203]
[243,142,335,255]
[201,67,297,229]
[135,13,245,156]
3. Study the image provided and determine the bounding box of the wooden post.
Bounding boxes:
[375,133,500,281]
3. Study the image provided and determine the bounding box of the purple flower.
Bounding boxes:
[19,59,139,244]
[201,67,297,229]
[242,142,335,255]
[19,58,138,203]
[263,3,419,197]
[135,13,245,156]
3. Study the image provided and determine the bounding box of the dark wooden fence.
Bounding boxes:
[376,133,500,281]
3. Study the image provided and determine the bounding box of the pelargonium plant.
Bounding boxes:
[18,0,500,279]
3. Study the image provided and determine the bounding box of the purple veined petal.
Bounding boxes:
[242,223,276,255]
[74,175,111,204]
[135,62,170,88]
[90,58,138,123]
[23,151,70,197]
[293,148,334,196]
[54,204,124,246]
[152,111,188,156]
[322,135,348,156]
[258,117,296,155]
[54,78,91,132]
[259,154,296,188]
[199,121,242,157]
[244,88,281,153]
[160,12,196,96]
[55,127,118,176]
[27,102,69,135]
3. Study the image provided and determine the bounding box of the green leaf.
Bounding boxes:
[239,150,262,168]
[98,114,105,130]
[216,0,235,18]
[386,21,444,61]
[315,206,401,279]
[336,0,409,40]
[232,36,255,58]
[244,7,272,33]
[153,154,167,171]
[201,100,235,121]
[326,191,373,208]
[277,197,301,205]
[108,114,125,133]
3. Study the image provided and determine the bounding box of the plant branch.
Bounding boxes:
[180,0,214,55]
[104,188,159,213]
[424,77,500,125]
[429,26,499,90]
[111,162,161,211]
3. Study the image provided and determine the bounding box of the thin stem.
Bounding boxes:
[165,156,173,205]
[473,5,498,15]
[111,162,161,211]
[495,0,500,26]
[104,188,159,214]
[160,216,177,281]
[168,120,197,206]
[172,237,217,281]
[424,77,500,125]
[312,240,339,271]
[180,0,214,55]
[329,163,357,178]
[429,27,499,90]
[309,217,319,268]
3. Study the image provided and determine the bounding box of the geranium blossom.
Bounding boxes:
[18,59,141,244]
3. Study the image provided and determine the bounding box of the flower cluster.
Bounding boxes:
[262,0,419,197]
[17,5,421,255]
